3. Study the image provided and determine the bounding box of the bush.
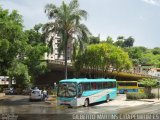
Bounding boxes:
[126,92,156,100]
[127,93,147,100]
[147,93,155,99]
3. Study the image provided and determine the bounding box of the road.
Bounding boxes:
[0,95,160,120]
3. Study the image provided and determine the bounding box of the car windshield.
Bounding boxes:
[32,91,40,94]
[57,82,77,97]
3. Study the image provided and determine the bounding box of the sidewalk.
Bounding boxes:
[0,93,5,98]
[96,94,160,108]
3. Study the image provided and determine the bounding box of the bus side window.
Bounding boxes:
[103,82,108,89]
[91,82,97,90]
[82,83,91,91]
[107,82,112,88]
[97,82,102,89]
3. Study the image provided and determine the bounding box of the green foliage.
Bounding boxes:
[0,6,26,76]
[152,47,160,55]
[89,36,100,44]
[126,92,155,100]
[75,43,132,77]
[139,78,158,95]
[123,36,135,47]
[125,46,160,66]
[44,0,91,79]
[0,6,48,86]
[126,93,147,100]
[139,78,158,88]
[114,36,135,48]
[106,36,114,44]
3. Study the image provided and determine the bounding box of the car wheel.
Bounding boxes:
[84,99,89,107]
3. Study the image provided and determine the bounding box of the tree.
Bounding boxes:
[24,25,48,83]
[106,36,114,44]
[0,7,48,87]
[139,78,158,95]
[114,36,124,47]
[89,36,100,44]
[123,36,135,47]
[114,36,135,48]
[152,47,160,55]
[75,43,132,78]
[44,0,90,79]
[0,7,29,86]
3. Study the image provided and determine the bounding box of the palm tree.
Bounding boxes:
[44,0,90,79]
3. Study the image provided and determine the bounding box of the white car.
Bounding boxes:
[29,89,44,101]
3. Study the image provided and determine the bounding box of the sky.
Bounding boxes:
[0,0,160,48]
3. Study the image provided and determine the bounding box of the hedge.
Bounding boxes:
[126,92,155,100]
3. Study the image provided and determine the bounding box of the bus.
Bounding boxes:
[117,81,138,94]
[138,82,145,93]
[57,78,117,107]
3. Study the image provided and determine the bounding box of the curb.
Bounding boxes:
[138,99,160,103]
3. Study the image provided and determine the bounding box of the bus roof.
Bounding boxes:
[59,78,116,83]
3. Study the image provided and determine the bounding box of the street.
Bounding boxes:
[0,95,160,120]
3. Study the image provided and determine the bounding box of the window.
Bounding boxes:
[82,83,91,91]
[103,82,108,89]
[91,82,97,90]
[97,82,102,89]
[103,82,116,88]
[118,82,137,86]
[108,82,113,88]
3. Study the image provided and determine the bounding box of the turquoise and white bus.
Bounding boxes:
[57,78,117,107]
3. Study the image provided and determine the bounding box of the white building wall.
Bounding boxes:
[148,69,160,77]
[45,33,73,62]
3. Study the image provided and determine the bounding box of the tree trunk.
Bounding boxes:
[64,31,68,80]
[64,41,68,79]
[144,87,152,94]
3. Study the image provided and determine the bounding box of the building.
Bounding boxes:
[44,33,73,63]
[133,64,155,75]
[0,76,16,85]
[148,68,160,77]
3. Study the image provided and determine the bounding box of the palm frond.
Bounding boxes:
[45,4,58,19]
[69,0,79,11]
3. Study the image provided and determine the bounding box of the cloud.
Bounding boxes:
[142,0,160,6]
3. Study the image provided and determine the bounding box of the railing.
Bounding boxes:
[47,60,158,78]
[48,60,72,66]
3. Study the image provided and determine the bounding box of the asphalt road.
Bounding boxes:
[0,95,160,120]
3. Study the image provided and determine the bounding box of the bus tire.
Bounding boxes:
[84,99,89,107]
[106,94,110,102]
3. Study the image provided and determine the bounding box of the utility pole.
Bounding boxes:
[157,78,160,100]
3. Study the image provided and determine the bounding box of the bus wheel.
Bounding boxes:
[84,99,89,107]
[106,94,110,102]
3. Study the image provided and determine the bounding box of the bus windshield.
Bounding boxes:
[57,82,77,97]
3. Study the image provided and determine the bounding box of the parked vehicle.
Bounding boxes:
[29,89,44,101]
[117,81,139,94]
[23,88,32,95]
[3,88,16,95]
